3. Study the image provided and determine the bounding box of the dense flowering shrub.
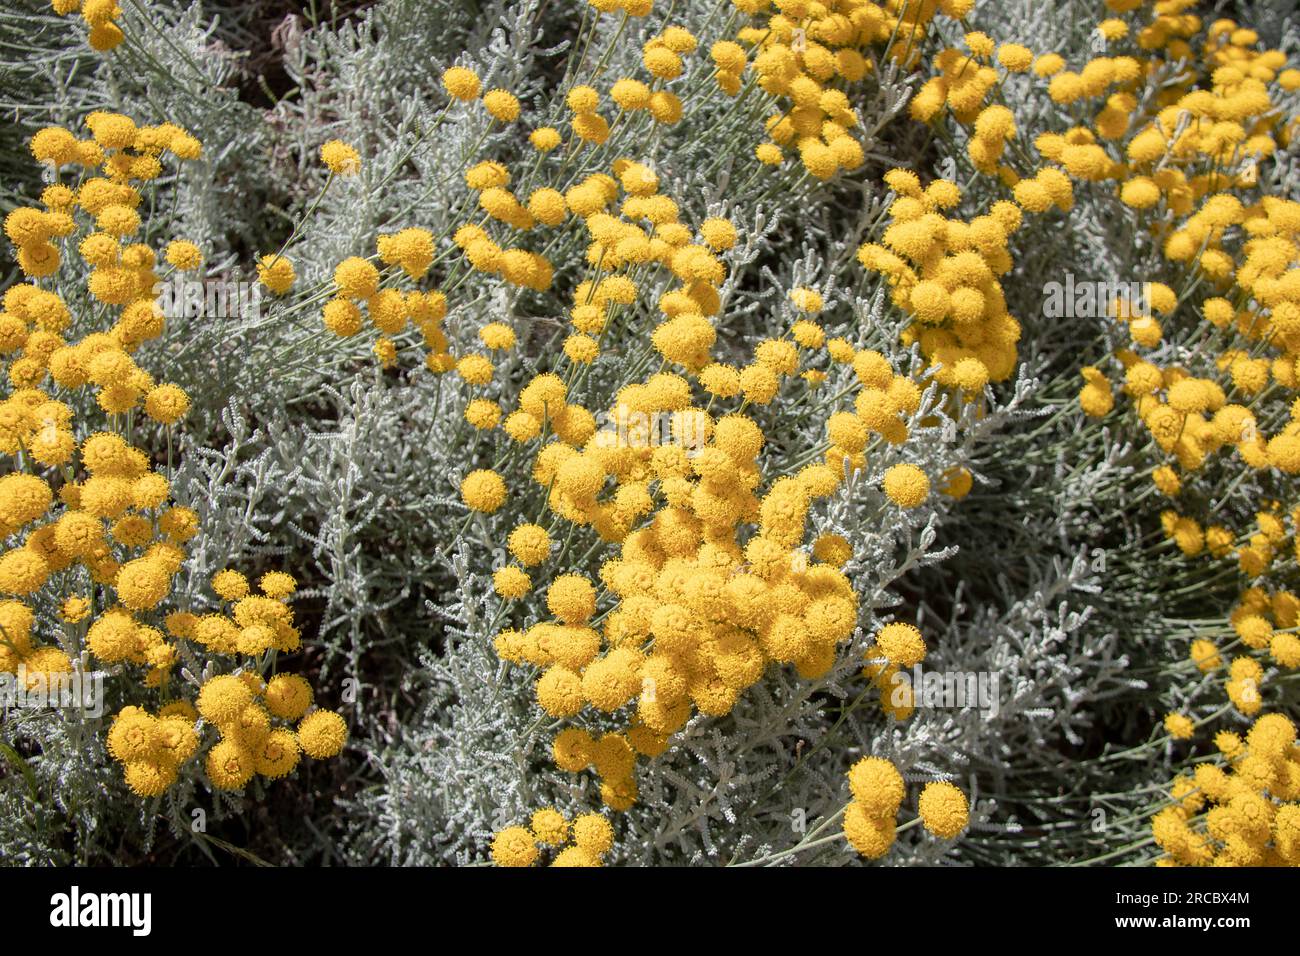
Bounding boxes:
[1,112,348,809]
[0,0,1298,867]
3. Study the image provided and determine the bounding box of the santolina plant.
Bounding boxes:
[0,0,1296,867]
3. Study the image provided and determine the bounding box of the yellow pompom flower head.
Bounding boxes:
[298,709,348,759]
[320,140,361,177]
[257,254,296,295]
[918,781,969,839]
[442,66,481,101]
[461,469,506,514]
[882,464,929,509]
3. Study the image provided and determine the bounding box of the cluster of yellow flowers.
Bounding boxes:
[791,0,1300,867]
[2,111,344,799]
[844,756,969,858]
[481,370,868,801]
[332,8,995,864]
[105,662,345,797]
[858,174,1024,394]
[991,7,1300,862]
[0,598,77,685]
[328,59,952,845]
[37,0,1300,869]
[732,0,1300,867]
[1152,714,1300,865]
[727,0,974,178]
[193,668,344,791]
[300,0,1300,865]
[858,621,925,720]
[325,246,445,371]
[164,569,302,658]
[1,114,205,695]
[490,807,616,867]
[491,413,860,811]
[466,146,1009,828]
[47,0,126,52]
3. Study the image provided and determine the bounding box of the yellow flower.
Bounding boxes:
[882,463,929,508]
[212,569,250,601]
[206,739,256,790]
[1190,639,1221,672]
[536,665,583,716]
[1033,52,1066,77]
[699,218,737,252]
[254,729,301,779]
[259,571,296,598]
[493,565,531,599]
[1097,18,1128,40]
[611,78,651,111]
[143,383,189,424]
[1164,713,1196,740]
[107,708,160,764]
[442,66,481,101]
[333,256,380,299]
[124,759,176,797]
[529,808,569,846]
[875,622,926,667]
[60,595,91,623]
[547,574,596,624]
[319,140,361,176]
[114,557,171,610]
[29,126,78,165]
[508,523,551,566]
[564,333,599,364]
[263,674,313,720]
[529,127,561,151]
[490,826,538,867]
[455,354,494,386]
[571,812,614,856]
[552,846,601,866]
[297,709,348,759]
[996,43,1033,72]
[964,31,995,58]
[460,469,506,513]
[917,781,968,839]
[256,254,295,295]
[940,467,973,499]
[374,335,397,366]
[848,756,905,818]
[844,801,895,859]
[465,398,501,430]
[482,89,520,122]
[164,240,202,271]
[812,533,851,567]
[197,675,253,725]
[1119,176,1161,209]
[0,473,52,526]
[643,44,682,80]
